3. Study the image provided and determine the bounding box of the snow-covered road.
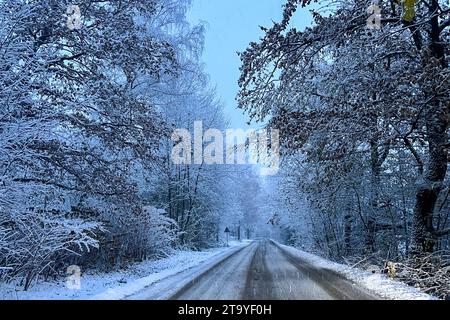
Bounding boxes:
[244,240,370,300]
[129,239,381,300]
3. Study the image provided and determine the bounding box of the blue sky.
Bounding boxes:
[187,0,314,129]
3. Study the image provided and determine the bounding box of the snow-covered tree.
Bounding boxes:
[238,0,449,256]
[0,0,223,286]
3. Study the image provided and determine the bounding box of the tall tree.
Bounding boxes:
[238,0,449,254]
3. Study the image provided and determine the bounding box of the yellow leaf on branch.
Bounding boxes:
[402,0,416,22]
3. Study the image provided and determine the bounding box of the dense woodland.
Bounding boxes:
[238,0,449,298]
[0,0,448,298]
[0,0,257,290]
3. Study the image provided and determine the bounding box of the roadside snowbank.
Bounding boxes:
[273,241,435,300]
[0,241,248,300]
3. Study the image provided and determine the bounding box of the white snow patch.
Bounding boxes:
[273,241,436,300]
[0,241,248,300]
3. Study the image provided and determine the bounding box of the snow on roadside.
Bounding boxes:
[273,241,435,300]
[0,241,248,300]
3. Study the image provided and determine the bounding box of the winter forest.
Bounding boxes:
[0,0,449,300]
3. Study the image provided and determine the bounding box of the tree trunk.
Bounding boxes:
[366,137,388,253]
[344,213,352,255]
[412,107,448,253]
[411,0,448,254]
[237,221,241,241]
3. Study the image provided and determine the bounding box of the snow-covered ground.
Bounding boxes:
[1,239,435,300]
[0,241,248,300]
[273,241,436,300]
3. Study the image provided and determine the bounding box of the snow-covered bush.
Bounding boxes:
[142,206,179,258]
[395,252,450,300]
[75,205,180,270]
[0,205,102,290]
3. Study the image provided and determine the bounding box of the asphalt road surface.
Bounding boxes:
[168,239,379,300]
